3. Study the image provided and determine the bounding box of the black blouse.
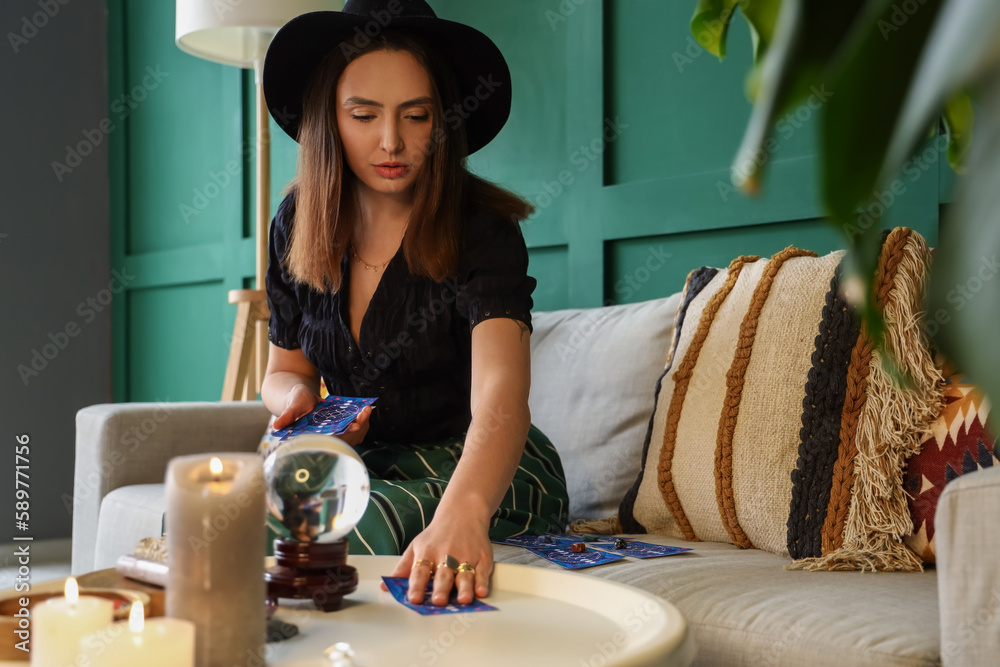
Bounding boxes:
[265,191,536,444]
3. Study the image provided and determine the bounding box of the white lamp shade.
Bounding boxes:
[176,0,343,68]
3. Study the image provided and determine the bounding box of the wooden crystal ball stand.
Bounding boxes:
[265,538,358,612]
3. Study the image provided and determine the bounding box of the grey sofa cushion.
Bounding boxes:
[493,535,940,667]
[93,484,166,571]
[529,293,683,521]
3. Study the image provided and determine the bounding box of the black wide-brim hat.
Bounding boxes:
[263,0,512,155]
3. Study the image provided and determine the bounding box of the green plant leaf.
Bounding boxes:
[710,0,1000,406]
[816,0,944,384]
[725,0,945,387]
[742,0,782,63]
[880,0,1000,188]
[730,0,868,194]
[927,66,1000,421]
[741,0,784,100]
[875,0,1000,406]
[838,204,912,390]
[941,90,975,173]
[820,0,945,223]
[691,0,784,66]
[691,0,741,59]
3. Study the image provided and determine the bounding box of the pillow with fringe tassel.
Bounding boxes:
[576,228,945,573]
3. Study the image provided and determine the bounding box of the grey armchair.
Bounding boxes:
[71,401,271,574]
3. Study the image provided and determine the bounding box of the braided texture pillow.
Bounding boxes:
[617,228,945,571]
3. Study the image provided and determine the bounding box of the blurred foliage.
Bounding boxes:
[696,0,1000,405]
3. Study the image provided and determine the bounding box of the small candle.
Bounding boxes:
[31,577,114,666]
[78,601,195,665]
[166,453,266,667]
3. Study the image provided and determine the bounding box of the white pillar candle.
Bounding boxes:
[31,577,114,667]
[78,601,195,665]
[166,454,266,667]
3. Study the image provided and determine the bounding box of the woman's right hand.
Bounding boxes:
[271,384,322,430]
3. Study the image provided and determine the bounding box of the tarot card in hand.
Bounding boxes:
[589,539,693,559]
[275,395,377,439]
[526,545,626,569]
[381,577,498,615]
[258,395,377,458]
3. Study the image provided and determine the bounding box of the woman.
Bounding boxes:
[260,0,569,608]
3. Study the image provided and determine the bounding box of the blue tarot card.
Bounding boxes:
[589,540,694,559]
[492,534,578,548]
[271,395,378,442]
[381,577,498,615]
[492,533,618,549]
[550,533,617,545]
[526,545,625,569]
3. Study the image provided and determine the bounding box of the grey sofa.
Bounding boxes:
[72,293,1000,666]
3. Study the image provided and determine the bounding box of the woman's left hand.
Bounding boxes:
[379,508,493,606]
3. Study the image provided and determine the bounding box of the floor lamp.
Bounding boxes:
[175,0,341,401]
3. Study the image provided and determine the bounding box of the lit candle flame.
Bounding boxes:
[129,600,145,633]
[210,457,223,475]
[64,576,79,604]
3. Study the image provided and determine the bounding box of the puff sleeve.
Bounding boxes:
[455,209,537,334]
[265,194,303,350]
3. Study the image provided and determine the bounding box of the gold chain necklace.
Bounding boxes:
[349,224,407,272]
[349,243,392,271]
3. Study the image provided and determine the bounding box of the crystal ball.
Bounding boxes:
[262,434,370,543]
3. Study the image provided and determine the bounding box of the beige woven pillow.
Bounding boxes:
[615,228,944,571]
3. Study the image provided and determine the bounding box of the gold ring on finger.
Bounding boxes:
[412,558,435,573]
[456,562,476,574]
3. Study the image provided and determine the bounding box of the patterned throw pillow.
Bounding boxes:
[904,371,998,561]
[615,227,945,571]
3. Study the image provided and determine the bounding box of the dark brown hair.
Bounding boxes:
[280,30,533,293]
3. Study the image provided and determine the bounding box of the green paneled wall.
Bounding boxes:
[127,283,226,400]
[110,0,954,401]
[110,0,256,401]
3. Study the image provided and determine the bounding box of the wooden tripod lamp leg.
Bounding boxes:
[255,308,270,398]
[223,290,267,402]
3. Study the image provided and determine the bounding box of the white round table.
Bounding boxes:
[264,555,695,667]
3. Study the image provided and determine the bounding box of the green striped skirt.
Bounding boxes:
[266,423,569,556]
